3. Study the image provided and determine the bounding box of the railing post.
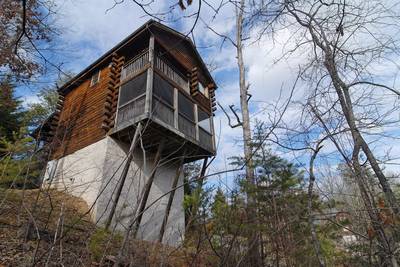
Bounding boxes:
[174,88,178,129]
[194,104,199,141]
[145,35,155,115]
[210,114,216,151]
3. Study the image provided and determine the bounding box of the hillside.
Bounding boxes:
[0,189,211,267]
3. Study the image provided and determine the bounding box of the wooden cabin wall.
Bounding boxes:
[51,64,111,160]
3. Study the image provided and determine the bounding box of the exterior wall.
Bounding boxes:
[43,138,109,219]
[51,64,111,160]
[44,136,185,246]
[97,137,185,246]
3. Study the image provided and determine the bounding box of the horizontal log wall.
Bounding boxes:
[51,64,111,160]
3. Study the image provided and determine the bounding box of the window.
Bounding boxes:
[118,71,147,106]
[153,73,174,106]
[90,70,101,86]
[178,92,194,121]
[198,83,209,98]
[198,108,211,133]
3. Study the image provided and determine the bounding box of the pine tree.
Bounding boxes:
[0,77,24,156]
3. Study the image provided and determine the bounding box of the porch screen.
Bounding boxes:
[178,92,194,121]
[153,73,174,106]
[119,71,147,106]
[198,108,211,133]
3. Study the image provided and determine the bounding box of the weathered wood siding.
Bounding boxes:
[153,29,209,86]
[51,64,111,160]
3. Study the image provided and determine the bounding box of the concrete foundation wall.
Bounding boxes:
[43,138,108,219]
[43,136,185,246]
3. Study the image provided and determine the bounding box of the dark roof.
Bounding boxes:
[59,20,216,95]
[30,112,55,140]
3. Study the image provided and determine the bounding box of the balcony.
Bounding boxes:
[112,50,215,158]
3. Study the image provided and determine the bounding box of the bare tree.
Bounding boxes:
[245,0,400,265]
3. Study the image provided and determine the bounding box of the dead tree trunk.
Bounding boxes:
[105,123,143,229]
[236,1,262,265]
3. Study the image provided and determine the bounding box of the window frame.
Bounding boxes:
[197,106,212,133]
[178,91,195,122]
[198,82,209,98]
[90,70,101,87]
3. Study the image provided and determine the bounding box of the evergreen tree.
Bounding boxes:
[0,77,24,147]
[24,87,59,128]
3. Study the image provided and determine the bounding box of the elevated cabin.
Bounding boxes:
[113,33,216,160]
[36,20,217,246]
[41,20,217,162]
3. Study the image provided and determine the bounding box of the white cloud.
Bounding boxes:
[54,0,169,73]
[24,0,400,183]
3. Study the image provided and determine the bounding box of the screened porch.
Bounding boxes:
[113,49,215,154]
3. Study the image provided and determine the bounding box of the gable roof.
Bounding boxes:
[59,20,216,95]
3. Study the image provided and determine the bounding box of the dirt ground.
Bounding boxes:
[0,189,213,267]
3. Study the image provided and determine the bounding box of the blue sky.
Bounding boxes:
[16,0,400,189]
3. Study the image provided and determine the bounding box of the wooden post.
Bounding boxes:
[132,139,165,237]
[144,35,155,115]
[105,123,142,229]
[158,153,186,242]
[210,112,216,151]
[194,104,199,141]
[174,88,178,128]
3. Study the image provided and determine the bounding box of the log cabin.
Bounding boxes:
[36,20,217,246]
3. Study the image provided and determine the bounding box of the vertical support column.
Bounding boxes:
[133,139,165,237]
[145,35,155,115]
[208,83,217,151]
[194,104,199,141]
[158,153,185,242]
[174,88,178,129]
[210,113,216,151]
[105,123,143,230]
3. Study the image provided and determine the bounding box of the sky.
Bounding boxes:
[17,0,400,189]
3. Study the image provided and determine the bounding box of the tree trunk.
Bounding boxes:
[324,53,400,217]
[351,145,398,267]
[308,146,327,267]
[236,2,262,266]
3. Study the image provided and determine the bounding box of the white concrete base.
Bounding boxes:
[43,136,185,246]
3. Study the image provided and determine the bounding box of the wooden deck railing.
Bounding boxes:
[178,115,196,140]
[153,98,175,126]
[121,51,149,82]
[199,127,213,151]
[155,56,190,94]
[116,95,146,127]
[116,53,213,152]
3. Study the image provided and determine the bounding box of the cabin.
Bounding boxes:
[36,20,217,246]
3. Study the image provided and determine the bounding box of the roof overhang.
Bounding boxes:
[58,20,217,95]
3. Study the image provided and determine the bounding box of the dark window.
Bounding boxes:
[198,108,211,133]
[178,92,194,121]
[90,70,100,86]
[119,71,147,106]
[153,73,174,106]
